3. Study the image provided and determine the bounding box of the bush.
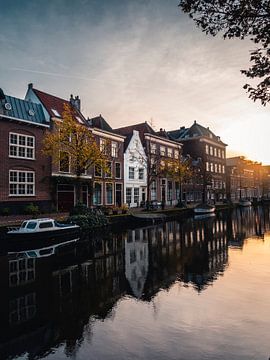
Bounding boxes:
[0,207,10,216]
[69,203,89,216]
[68,211,108,231]
[24,203,40,216]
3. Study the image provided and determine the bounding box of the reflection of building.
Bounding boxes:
[125,229,149,298]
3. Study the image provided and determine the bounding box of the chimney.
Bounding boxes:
[194,120,196,124]
[70,94,75,107]
[0,88,5,102]
[28,83,33,89]
[74,95,81,111]
[180,126,185,130]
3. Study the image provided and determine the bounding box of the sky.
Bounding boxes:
[0,0,269,164]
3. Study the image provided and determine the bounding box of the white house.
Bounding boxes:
[124,130,147,207]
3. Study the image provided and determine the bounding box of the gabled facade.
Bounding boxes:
[115,122,182,206]
[25,84,92,211]
[87,116,125,207]
[122,130,147,207]
[169,121,227,203]
[0,88,51,213]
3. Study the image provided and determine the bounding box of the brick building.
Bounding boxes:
[169,121,227,203]
[226,156,263,202]
[26,84,125,210]
[0,88,51,213]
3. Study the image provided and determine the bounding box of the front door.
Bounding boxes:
[57,184,75,212]
[115,183,122,206]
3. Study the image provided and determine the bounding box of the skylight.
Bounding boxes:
[51,108,60,117]
[76,116,84,124]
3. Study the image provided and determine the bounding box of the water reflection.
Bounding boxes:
[0,206,269,360]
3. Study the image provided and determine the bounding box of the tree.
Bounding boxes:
[43,104,108,204]
[165,156,193,206]
[179,0,270,104]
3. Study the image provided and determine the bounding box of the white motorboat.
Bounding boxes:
[194,204,216,214]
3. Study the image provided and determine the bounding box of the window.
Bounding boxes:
[150,143,156,154]
[160,146,166,156]
[210,163,214,172]
[94,165,102,177]
[205,144,209,154]
[218,164,221,173]
[150,181,157,200]
[39,222,53,229]
[218,149,221,158]
[175,182,180,200]
[222,165,225,174]
[210,146,213,156]
[111,141,118,157]
[214,148,217,157]
[138,168,144,180]
[106,183,113,205]
[9,133,35,160]
[167,181,172,201]
[126,188,132,205]
[167,148,172,158]
[59,152,70,173]
[174,149,179,159]
[93,183,102,205]
[100,138,106,152]
[129,167,135,180]
[206,162,209,171]
[115,163,121,179]
[9,170,35,196]
[134,188,139,204]
[222,150,225,159]
[214,163,217,173]
[105,161,112,178]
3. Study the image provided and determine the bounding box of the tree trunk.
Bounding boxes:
[75,177,83,205]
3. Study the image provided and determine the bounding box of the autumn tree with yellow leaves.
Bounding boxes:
[43,104,109,204]
[164,156,193,206]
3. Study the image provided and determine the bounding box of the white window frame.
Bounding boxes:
[138,168,144,180]
[205,144,209,155]
[174,149,179,159]
[167,148,172,158]
[160,146,166,156]
[9,132,35,160]
[9,170,35,196]
[105,182,114,205]
[93,182,103,205]
[111,141,118,157]
[115,162,121,179]
[150,143,156,154]
[129,167,135,180]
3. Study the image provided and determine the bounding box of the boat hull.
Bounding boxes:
[6,227,81,252]
[194,207,215,214]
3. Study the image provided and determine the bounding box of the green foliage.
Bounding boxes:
[0,207,11,216]
[69,203,89,216]
[24,203,40,216]
[68,212,108,231]
[179,0,270,104]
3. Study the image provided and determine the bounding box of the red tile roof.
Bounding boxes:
[115,122,156,145]
[32,88,86,123]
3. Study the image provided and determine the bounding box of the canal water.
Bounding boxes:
[1,206,270,360]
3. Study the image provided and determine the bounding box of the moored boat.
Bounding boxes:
[239,199,252,207]
[6,218,80,251]
[194,204,216,214]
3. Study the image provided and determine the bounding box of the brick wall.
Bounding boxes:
[0,118,52,211]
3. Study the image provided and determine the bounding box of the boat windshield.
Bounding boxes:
[26,221,37,229]
[21,221,27,228]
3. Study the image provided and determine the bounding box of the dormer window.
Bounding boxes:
[51,109,60,117]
